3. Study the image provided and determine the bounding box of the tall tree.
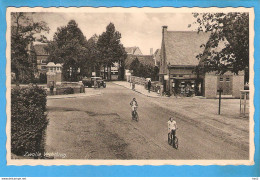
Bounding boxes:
[97,23,127,80]
[191,13,249,81]
[46,20,88,81]
[86,34,100,77]
[129,57,141,77]
[11,12,49,83]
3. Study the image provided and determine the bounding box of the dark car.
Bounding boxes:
[82,77,106,88]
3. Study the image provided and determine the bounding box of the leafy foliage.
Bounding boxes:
[130,57,159,81]
[46,20,89,81]
[97,23,127,80]
[11,85,48,156]
[11,13,49,83]
[192,13,249,78]
[86,34,100,77]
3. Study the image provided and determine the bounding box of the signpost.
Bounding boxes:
[217,89,223,115]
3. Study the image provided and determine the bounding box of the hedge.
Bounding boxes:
[11,85,48,157]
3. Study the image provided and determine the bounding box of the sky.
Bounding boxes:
[31,12,198,55]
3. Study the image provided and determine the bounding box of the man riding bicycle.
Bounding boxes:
[168,117,177,139]
[130,98,138,120]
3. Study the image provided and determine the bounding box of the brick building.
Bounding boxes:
[159,26,244,98]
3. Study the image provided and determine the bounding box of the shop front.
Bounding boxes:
[170,77,203,97]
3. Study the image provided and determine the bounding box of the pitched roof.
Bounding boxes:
[125,47,142,55]
[34,43,48,56]
[164,31,210,66]
[125,54,155,69]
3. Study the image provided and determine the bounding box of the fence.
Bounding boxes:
[130,76,146,86]
[131,76,161,94]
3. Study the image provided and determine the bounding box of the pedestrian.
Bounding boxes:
[132,82,135,91]
[50,85,54,95]
[148,80,151,93]
[94,79,97,89]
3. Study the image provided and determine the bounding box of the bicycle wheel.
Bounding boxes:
[174,136,178,149]
[135,112,139,121]
[168,133,172,145]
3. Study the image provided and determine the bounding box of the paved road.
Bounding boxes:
[46,82,249,160]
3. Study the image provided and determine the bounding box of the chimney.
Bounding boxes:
[162,25,168,34]
[150,48,153,56]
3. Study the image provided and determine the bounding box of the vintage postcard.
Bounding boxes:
[6,7,255,165]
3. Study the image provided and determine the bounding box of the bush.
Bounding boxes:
[63,87,74,94]
[11,85,48,156]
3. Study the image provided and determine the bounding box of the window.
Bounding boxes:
[179,75,183,77]
[220,77,223,82]
[226,77,230,82]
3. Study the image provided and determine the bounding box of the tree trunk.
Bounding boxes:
[103,65,106,79]
[108,66,111,81]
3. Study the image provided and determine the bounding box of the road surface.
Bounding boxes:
[45,82,249,160]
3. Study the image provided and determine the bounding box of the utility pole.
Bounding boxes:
[217,89,223,115]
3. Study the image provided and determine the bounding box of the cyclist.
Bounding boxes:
[130,98,138,120]
[168,117,177,140]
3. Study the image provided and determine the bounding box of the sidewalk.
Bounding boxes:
[113,81,160,98]
[47,88,102,100]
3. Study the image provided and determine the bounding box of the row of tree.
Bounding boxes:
[46,20,127,81]
[11,12,249,83]
[11,13,127,83]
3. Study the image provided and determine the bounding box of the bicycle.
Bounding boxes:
[168,129,178,149]
[132,107,139,122]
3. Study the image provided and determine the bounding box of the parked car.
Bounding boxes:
[82,77,106,88]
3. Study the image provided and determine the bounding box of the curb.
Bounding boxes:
[112,82,160,98]
[47,92,102,100]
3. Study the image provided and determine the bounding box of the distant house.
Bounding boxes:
[159,26,244,98]
[125,54,155,69]
[124,54,155,81]
[100,47,142,81]
[154,49,161,67]
[33,43,49,75]
[125,46,143,55]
